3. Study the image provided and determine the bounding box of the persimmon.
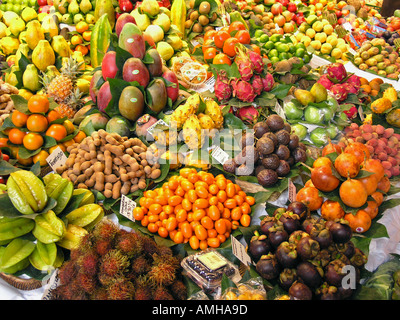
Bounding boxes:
[32,150,49,166]
[46,124,68,141]
[234,29,251,44]
[214,30,230,49]
[203,46,217,61]
[228,21,246,35]
[223,37,239,57]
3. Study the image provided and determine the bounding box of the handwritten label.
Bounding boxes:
[119,194,136,221]
[211,145,230,165]
[358,105,365,122]
[288,178,297,203]
[46,146,67,171]
[147,119,169,138]
[231,235,252,267]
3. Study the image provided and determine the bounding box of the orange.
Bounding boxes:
[223,37,239,57]
[73,130,86,143]
[75,45,89,56]
[214,30,230,49]
[82,30,92,42]
[11,110,29,128]
[46,109,61,124]
[76,21,89,34]
[27,114,48,133]
[32,149,50,166]
[0,137,8,148]
[212,52,231,65]
[8,128,26,145]
[45,124,68,141]
[28,95,50,113]
[23,132,44,150]
[228,21,246,36]
[70,35,83,46]
[234,29,251,44]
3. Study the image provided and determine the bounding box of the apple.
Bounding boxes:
[271,3,283,15]
[287,2,297,13]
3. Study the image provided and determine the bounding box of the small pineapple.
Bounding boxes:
[182,114,204,150]
[54,88,84,119]
[205,99,224,129]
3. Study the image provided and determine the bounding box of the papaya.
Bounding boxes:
[90,13,112,68]
[386,108,400,128]
[94,0,115,30]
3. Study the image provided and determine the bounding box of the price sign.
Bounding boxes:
[46,146,67,171]
[119,194,136,221]
[231,235,252,267]
[288,178,297,203]
[211,145,230,165]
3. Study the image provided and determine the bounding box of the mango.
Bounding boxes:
[118,85,145,121]
[118,22,146,60]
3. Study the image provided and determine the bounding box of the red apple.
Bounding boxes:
[271,3,283,15]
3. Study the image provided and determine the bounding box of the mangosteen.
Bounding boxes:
[296,236,320,260]
[257,169,279,187]
[349,247,367,268]
[276,211,301,234]
[287,157,295,167]
[383,30,392,39]
[309,223,333,249]
[275,160,291,176]
[262,132,278,147]
[328,220,353,244]
[268,222,289,249]
[324,259,347,287]
[275,145,291,161]
[255,165,265,176]
[292,147,307,163]
[279,268,298,291]
[311,248,331,268]
[337,285,354,300]
[335,241,355,259]
[275,129,290,145]
[261,154,280,170]
[298,142,307,151]
[288,230,309,246]
[256,137,275,156]
[248,232,271,262]
[266,114,285,132]
[301,217,319,234]
[316,282,341,300]
[223,158,237,174]
[256,253,281,280]
[287,201,310,221]
[276,241,298,268]
[272,207,286,217]
[283,122,291,133]
[288,134,299,150]
[288,281,313,300]
[297,261,323,289]
[260,216,277,236]
[253,121,270,138]
[240,132,254,149]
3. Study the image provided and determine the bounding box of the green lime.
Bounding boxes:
[295,42,306,51]
[259,34,270,43]
[270,34,282,43]
[277,43,289,53]
[279,52,289,60]
[268,48,279,58]
[254,29,264,38]
[295,48,305,58]
[263,40,275,50]
[270,56,280,64]
[303,54,311,64]
[289,45,297,54]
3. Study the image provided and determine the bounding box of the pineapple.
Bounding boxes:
[205,99,224,129]
[54,88,84,119]
[182,114,204,150]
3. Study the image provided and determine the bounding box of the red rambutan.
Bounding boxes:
[130,256,151,276]
[77,271,97,293]
[90,288,110,300]
[140,235,161,257]
[107,278,135,300]
[92,218,120,242]
[94,238,113,256]
[77,249,99,276]
[58,260,78,285]
[99,249,130,277]
[134,277,153,300]
[152,286,174,300]
[169,280,187,300]
[114,231,143,258]
[147,261,177,287]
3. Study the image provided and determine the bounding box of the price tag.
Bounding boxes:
[342,22,353,32]
[46,146,67,171]
[288,178,297,203]
[231,235,252,267]
[147,119,169,138]
[119,194,136,221]
[358,105,365,122]
[211,145,230,165]
[275,101,286,120]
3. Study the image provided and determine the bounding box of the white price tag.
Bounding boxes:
[342,22,353,32]
[119,194,136,221]
[275,101,286,120]
[46,146,67,171]
[211,145,230,165]
[288,178,297,203]
[147,119,169,138]
[231,235,252,267]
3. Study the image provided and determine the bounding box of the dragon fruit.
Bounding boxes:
[341,82,359,95]
[248,50,264,74]
[330,83,348,103]
[214,71,232,102]
[235,52,253,81]
[347,74,361,88]
[252,75,264,96]
[232,79,257,103]
[326,63,347,83]
[236,106,259,124]
[262,72,275,92]
[317,74,334,90]
[343,104,358,119]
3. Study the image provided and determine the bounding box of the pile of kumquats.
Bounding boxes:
[133,168,255,250]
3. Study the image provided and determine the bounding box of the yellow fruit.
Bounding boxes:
[306,28,316,39]
[321,43,333,54]
[301,35,312,47]
[311,40,322,50]
[315,32,327,43]
[323,24,334,35]
[337,43,348,53]
[296,32,305,42]
[331,48,343,59]
[313,21,323,32]
[326,35,338,47]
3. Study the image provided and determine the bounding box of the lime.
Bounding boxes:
[289,45,297,54]
[276,43,289,53]
[279,52,289,60]
[295,42,306,51]
[268,48,279,58]
[270,34,282,43]
[254,29,264,38]
[295,48,305,58]
[303,54,311,64]
[263,40,275,50]
[259,33,269,43]
[270,56,280,64]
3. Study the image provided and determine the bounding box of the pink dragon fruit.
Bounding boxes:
[262,72,275,92]
[236,106,259,124]
[330,83,348,103]
[326,62,347,83]
[317,74,334,90]
[343,105,358,119]
[235,54,253,81]
[214,71,232,101]
[252,75,263,96]
[248,50,264,74]
[232,79,257,103]
[341,82,359,95]
[347,74,361,88]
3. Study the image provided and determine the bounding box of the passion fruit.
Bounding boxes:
[339,178,368,208]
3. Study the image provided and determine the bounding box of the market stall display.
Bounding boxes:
[0,0,400,302]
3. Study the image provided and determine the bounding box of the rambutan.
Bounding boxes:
[90,288,110,300]
[92,218,120,242]
[76,271,97,293]
[130,255,151,276]
[114,231,143,258]
[147,261,178,287]
[58,260,78,285]
[94,238,113,256]
[169,280,187,300]
[107,278,135,300]
[141,235,162,257]
[77,249,99,276]
[152,286,174,300]
[134,276,153,300]
[99,249,130,277]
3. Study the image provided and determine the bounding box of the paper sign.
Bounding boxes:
[147,119,169,138]
[288,178,297,203]
[231,235,252,267]
[211,145,230,165]
[119,194,136,221]
[275,101,286,120]
[46,146,67,171]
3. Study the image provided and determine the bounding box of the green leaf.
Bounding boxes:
[270,84,293,99]
[10,94,29,114]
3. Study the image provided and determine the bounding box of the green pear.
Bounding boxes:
[310,83,327,103]
[152,13,171,32]
[294,88,316,106]
[141,0,160,17]
[62,13,73,24]
[79,0,92,14]
[23,64,41,92]
[68,0,80,14]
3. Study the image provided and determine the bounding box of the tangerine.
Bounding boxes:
[344,210,371,233]
[8,128,26,145]
[28,95,50,114]
[11,110,29,128]
[26,114,48,133]
[46,124,68,141]
[23,132,44,150]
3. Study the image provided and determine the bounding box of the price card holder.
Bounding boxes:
[288,178,297,203]
[46,146,67,171]
[231,235,252,267]
[119,194,137,222]
[211,145,230,165]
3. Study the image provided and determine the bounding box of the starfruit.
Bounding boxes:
[7,170,48,215]
[0,217,35,243]
[57,223,88,250]
[65,203,104,229]
[72,189,95,207]
[32,210,66,244]
[44,173,74,215]
[29,241,57,271]
[0,238,35,274]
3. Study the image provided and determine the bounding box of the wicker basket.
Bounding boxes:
[0,272,43,291]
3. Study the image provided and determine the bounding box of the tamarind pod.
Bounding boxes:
[29,241,57,271]
[65,203,104,229]
[0,217,35,242]
[32,210,66,244]
[0,238,35,273]
[11,170,48,212]
[6,176,35,215]
[57,224,88,250]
